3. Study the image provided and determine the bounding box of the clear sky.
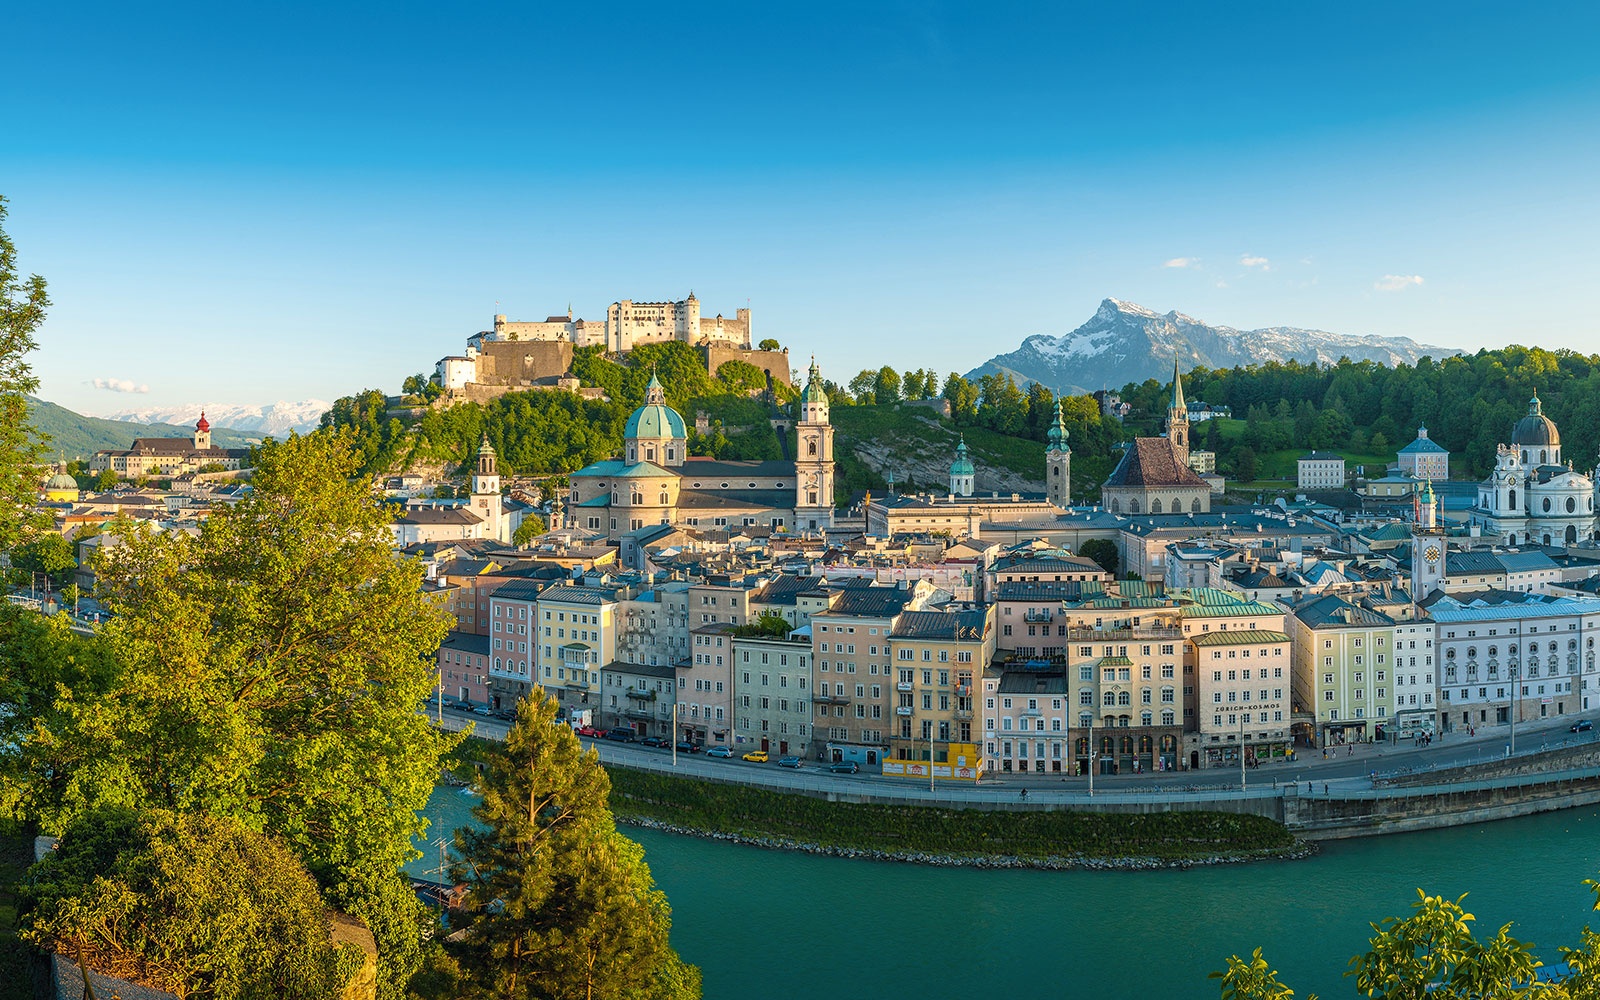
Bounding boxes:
[8,1,1600,414]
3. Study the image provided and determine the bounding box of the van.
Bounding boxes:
[604,728,639,742]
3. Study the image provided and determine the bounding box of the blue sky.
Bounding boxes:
[8,1,1600,414]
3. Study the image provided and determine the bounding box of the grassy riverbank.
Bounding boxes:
[604,767,1298,863]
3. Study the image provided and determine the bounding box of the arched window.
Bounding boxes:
[1569,496,1578,513]
[1110,499,1121,512]
[631,491,643,505]
[807,441,817,456]
[1192,498,1202,512]
[1130,499,1142,514]
[1117,691,1131,705]
[1151,499,1163,514]
[659,491,670,505]
[1509,489,1517,508]
[1541,449,1548,463]
[1103,691,1116,706]
[1544,497,1552,512]
[1488,646,1498,657]
[1568,525,1579,543]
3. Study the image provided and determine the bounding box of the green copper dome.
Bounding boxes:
[1046,399,1069,449]
[802,358,827,406]
[625,372,688,440]
[949,435,975,476]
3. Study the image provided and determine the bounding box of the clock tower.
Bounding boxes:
[1411,480,1446,599]
[794,358,835,532]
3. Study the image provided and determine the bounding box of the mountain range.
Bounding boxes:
[99,400,330,436]
[966,298,1459,395]
[26,398,258,459]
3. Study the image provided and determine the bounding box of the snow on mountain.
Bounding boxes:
[966,298,1459,395]
[98,400,330,436]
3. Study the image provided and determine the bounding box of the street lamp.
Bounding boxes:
[1510,663,1520,755]
[1240,712,1247,791]
[1087,715,1094,798]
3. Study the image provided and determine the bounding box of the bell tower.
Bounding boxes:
[1046,399,1071,507]
[472,436,505,541]
[1166,356,1190,468]
[794,358,835,531]
[1411,480,1446,599]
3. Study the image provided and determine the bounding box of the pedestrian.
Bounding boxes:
[1324,783,1329,794]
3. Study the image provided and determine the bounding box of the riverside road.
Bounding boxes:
[430,703,1600,803]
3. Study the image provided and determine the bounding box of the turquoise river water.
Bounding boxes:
[412,786,1600,999]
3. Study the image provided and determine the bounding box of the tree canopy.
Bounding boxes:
[0,195,50,552]
[449,690,700,1000]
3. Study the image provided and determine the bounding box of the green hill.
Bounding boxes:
[25,398,256,459]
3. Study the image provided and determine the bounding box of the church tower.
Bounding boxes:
[1166,356,1190,468]
[471,436,505,541]
[1046,399,1071,507]
[949,435,975,497]
[193,411,211,451]
[1411,480,1446,599]
[794,358,835,531]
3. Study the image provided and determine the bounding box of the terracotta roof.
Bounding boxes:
[1102,438,1209,489]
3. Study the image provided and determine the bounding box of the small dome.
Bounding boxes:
[195,411,210,432]
[1511,394,1559,449]
[802,358,827,407]
[46,472,77,490]
[949,436,975,476]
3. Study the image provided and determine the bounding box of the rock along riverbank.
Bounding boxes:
[617,815,1318,871]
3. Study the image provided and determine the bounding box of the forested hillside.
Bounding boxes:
[1116,346,1600,482]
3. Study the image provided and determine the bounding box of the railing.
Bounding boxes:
[814,693,852,705]
[1023,611,1055,623]
[1020,707,1043,717]
[1064,627,1184,641]
[953,708,974,721]
[625,688,657,701]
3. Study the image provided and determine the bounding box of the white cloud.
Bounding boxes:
[1375,274,1425,292]
[91,377,150,393]
[1163,257,1198,269]
[1240,254,1271,270]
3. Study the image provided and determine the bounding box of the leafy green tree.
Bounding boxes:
[21,807,363,1000]
[6,431,460,998]
[92,468,117,491]
[451,689,700,1000]
[848,369,878,404]
[1078,538,1119,574]
[10,532,75,586]
[757,338,780,351]
[942,374,979,422]
[1233,446,1260,483]
[512,514,547,547]
[0,196,50,553]
[1215,883,1600,999]
[715,359,767,395]
[873,366,902,406]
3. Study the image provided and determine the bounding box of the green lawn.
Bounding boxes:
[1206,418,1393,480]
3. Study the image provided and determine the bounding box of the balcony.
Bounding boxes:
[1024,610,1055,623]
[896,706,914,716]
[624,707,661,721]
[814,692,852,705]
[897,681,914,692]
[625,688,657,702]
[1021,708,1043,718]
[953,707,973,721]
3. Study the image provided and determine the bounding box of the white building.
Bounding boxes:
[1470,394,1599,547]
[1396,425,1449,482]
[1298,452,1346,490]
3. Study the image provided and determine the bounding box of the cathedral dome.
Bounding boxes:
[46,472,77,490]
[1511,394,1559,448]
[624,372,687,441]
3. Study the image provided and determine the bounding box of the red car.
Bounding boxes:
[574,725,606,738]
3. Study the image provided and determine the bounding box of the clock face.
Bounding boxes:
[1425,545,1440,564]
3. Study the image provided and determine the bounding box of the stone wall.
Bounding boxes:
[702,346,793,386]
[475,340,574,386]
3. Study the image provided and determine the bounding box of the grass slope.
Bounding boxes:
[26,397,256,459]
[1208,418,1391,480]
[829,404,1045,493]
[605,767,1295,862]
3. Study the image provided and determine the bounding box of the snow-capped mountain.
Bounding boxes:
[99,400,330,436]
[966,298,1459,394]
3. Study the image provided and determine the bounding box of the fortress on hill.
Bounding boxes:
[435,292,788,403]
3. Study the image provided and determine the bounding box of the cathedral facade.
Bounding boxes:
[1470,394,1599,546]
[565,361,836,539]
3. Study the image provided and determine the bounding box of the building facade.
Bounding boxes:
[1469,394,1599,546]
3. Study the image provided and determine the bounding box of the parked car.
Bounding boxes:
[742,750,769,763]
[492,708,518,721]
[574,725,606,738]
[1573,720,1594,733]
[604,728,639,742]
[639,736,670,748]
[706,745,735,758]
[777,756,803,769]
[827,761,860,774]
[472,705,494,717]
[675,741,702,754]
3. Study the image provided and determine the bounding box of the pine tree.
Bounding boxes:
[453,689,700,1000]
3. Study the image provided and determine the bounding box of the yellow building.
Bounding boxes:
[42,470,80,503]
[887,608,994,768]
[882,742,983,782]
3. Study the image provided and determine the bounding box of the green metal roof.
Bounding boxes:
[1190,629,1291,646]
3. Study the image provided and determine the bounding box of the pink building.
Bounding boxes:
[437,631,491,707]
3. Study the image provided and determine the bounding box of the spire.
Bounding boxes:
[1171,355,1186,412]
[645,366,666,405]
[1047,398,1068,448]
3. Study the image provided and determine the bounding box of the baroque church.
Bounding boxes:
[1100,359,1211,515]
[564,361,837,539]
[1470,393,1599,546]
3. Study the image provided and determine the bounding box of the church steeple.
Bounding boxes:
[1166,356,1190,467]
[1046,398,1071,507]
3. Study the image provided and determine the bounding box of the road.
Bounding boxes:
[427,703,1600,802]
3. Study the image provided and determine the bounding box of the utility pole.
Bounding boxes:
[1240,712,1247,791]
[1087,715,1094,797]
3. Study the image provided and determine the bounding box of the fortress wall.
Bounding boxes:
[475,341,574,386]
[704,346,793,386]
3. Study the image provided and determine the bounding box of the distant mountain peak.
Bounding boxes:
[97,400,330,436]
[967,299,1458,395]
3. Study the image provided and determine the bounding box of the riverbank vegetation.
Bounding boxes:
[604,767,1297,863]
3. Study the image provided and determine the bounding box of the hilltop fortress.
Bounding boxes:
[436,292,788,403]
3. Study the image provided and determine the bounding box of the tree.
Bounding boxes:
[873,366,902,406]
[6,431,460,999]
[93,468,117,491]
[512,514,547,547]
[1078,538,1119,574]
[757,338,780,351]
[848,369,878,405]
[1233,446,1260,483]
[943,373,979,423]
[451,689,700,1000]
[10,532,75,586]
[1214,883,1600,999]
[0,196,50,553]
[21,807,363,1000]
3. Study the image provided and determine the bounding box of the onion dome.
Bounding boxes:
[949,435,975,477]
[1511,393,1559,448]
[195,411,210,432]
[802,357,827,406]
[1046,399,1069,451]
[624,371,687,440]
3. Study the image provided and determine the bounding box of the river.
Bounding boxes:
[413,786,1600,998]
